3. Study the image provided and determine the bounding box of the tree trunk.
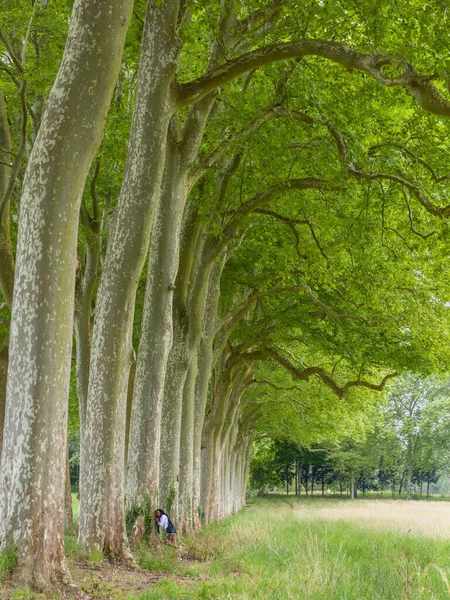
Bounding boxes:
[0,91,13,466]
[192,262,223,527]
[0,343,7,462]
[178,356,197,533]
[124,360,135,470]
[159,236,220,521]
[158,315,192,521]
[65,445,74,533]
[0,91,15,309]
[0,0,133,589]
[79,0,182,556]
[350,470,356,499]
[406,463,413,499]
[74,219,101,505]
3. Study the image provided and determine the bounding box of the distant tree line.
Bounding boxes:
[250,376,450,499]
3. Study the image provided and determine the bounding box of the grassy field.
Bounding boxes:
[130,496,450,600]
[4,495,450,599]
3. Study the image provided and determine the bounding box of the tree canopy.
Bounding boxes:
[1,0,450,593]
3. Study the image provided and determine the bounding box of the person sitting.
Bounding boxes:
[154,508,177,547]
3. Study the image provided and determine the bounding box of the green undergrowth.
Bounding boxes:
[0,548,17,579]
[128,496,450,600]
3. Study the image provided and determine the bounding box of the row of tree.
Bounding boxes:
[1,0,450,593]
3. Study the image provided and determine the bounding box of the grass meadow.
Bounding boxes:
[130,496,450,600]
[4,495,450,599]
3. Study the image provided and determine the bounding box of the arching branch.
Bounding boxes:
[319,119,450,220]
[237,346,397,399]
[176,39,450,118]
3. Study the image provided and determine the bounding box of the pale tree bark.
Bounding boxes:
[158,157,243,523]
[0,0,133,590]
[178,355,197,533]
[191,258,225,527]
[125,106,215,511]
[126,1,238,514]
[74,167,101,509]
[74,165,101,438]
[79,0,183,556]
[207,364,252,522]
[201,353,237,523]
[158,217,224,521]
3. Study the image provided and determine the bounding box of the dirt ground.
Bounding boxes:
[0,555,207,599]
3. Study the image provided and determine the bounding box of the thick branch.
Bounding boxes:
[238,345,397,399]
[349,164,450,219]
[320,119,450,220]
[265,347,397,399]
[176,39,450,118]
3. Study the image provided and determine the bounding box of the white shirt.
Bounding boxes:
[158,514,169,530]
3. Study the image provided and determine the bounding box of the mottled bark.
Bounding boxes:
[192,259,224,527]
[74,193,101,509]
[0,0,133,589]
[158,313,192,519]
[79,0,182,556]
[208,366,252,522]
[178,356,198,533]
[125,2,238,511]
[126,135,188,511]
[74,195,101,438]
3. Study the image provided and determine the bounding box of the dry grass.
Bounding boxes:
[282,497,450,539]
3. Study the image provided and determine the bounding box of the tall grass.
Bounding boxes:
[130,496,450,600]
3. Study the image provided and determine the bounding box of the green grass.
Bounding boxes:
[0,548,17,579]
[71,491,79,521]
[5,495,450,598]
[129,496,450,600]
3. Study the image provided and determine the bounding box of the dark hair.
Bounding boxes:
[154,508,176,535]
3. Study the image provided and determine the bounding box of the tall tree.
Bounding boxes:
[0,0,133,589]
